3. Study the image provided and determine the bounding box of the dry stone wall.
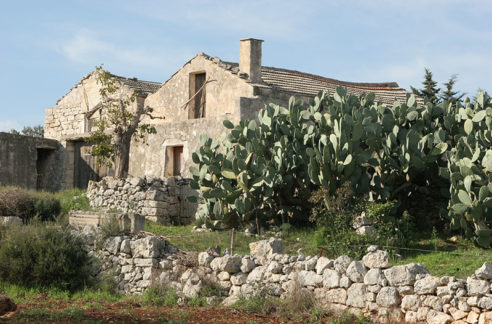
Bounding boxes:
[86,176,195,224]
[78,227,492,323]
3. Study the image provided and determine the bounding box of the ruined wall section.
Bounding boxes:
[0,132,63,191]
[44,72,141,142]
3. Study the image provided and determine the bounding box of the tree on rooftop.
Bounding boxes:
[85,66,159,179]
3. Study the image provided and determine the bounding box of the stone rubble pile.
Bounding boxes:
[78,226,492,323]
[87,176,192,224]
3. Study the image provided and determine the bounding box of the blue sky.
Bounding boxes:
[1,0,491,131]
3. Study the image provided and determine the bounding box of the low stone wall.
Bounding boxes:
[86,176,197,224]
[69,211,144,233]
[79,228,492,323]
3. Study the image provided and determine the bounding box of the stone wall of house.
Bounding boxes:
[79,227,492,323]
[86,176,197,224]
[0,132,63,191]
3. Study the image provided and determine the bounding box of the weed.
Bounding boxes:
[141,285,179,306]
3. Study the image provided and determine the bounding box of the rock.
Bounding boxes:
[0,216,22,226]
[0,295,17,317]
[346,283,366,308]
[247,266,266,283]
[304,256,318,271]
[323,269,340,288]
[478,296,492,310]
[367,245,378,252]
[339,275,351,288]
[346,261,367,283]
[209,255,242,273]
[267,261,283,274]
[353,213,371,228]
[364,268,384,285]
[449,307,468,321]
[426,310,452,324]
[315,257,333,275]
[401,295,421,311]
[383,263,429,286]
[240,257,256,273]
[416,306,430,321]
[120,239,131,254]
[132,236,166,258]
[405,311,418,323]
[198,252,214,267]
[356,225,375,235]
[476,262,492,280]
[479,312,492,324]
[222,295,240,306]
[362,250,390,269]
[249,238,284,264]
[414,276,440,295]
[467,277,490,296]
[217,271,230,281]
[376,287,400,307]
[423,295,443,311]
[104,236,123,254]
[230,272,248,286]
[334,255,352,273]
[466,311,480,324]
[315,287,347,304]
[298,270,323,287]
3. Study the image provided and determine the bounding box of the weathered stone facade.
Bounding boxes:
[86,176,197,224]
[44,38,413,187]
[0,132,63,191]
[79,228,492,322]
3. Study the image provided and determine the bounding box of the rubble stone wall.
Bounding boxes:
[81,228,492,323]
[86,176,197,224]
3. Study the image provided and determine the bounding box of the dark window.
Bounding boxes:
[189,72,206,119]
[173,146,183,176]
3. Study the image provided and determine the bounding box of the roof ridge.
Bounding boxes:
[261,65,401,90]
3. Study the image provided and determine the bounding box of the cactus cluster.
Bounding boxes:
[190,88,492,247]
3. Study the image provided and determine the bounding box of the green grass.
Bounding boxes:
[393,235,492,278]
[146,220,492,278]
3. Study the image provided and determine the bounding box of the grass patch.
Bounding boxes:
[141,285,179,306]
[145,221,259,254]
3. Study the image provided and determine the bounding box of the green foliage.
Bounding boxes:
[411,68,441,104]
[0,224,92,291]
[86,66,157,178]
[141,285,179,306]
[10,125,44,137]
[441,74,464,103]
[0,188,61,222]
[192,84,492,247]
[311,185,414,259]
[445,91,492,247]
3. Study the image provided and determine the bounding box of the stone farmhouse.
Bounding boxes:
[41,38,412,190]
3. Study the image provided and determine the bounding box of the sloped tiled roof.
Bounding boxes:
[198,53,415,105]
[260,66,411,105]
[111,74,162,95]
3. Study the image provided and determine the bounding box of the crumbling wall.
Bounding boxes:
[86,176,197,224]
[0,132,62,191]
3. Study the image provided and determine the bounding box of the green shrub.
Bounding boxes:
[311,184,415,259]
[0,188,62,222]
[0,224,92,291]
[141,285,179,306]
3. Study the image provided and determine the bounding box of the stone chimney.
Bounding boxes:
[239,38,263,83]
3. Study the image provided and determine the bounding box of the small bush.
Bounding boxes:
[141,285,179,306]
[0,224,92,291]
[310,183,416,259]
[0,188,61,222]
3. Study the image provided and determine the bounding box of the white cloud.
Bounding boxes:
[0,120,21,132]
[126,0,316,40]
[59,29,194,75]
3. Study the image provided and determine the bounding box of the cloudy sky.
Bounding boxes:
[1,0,491,131]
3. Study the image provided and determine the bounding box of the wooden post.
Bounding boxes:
[230,228,235,256]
